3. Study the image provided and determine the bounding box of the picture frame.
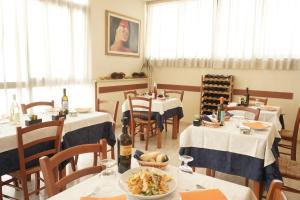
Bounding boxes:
[105,10,141,57]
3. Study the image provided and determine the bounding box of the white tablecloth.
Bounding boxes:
[180,119,280,167]
[228,106,282,131]
[0,112,113,154]
[47,163,256,200]
[121,98,182,115]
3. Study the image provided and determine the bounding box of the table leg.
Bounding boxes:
[252,180,262,200]
[172,115,178,139]
[157,128,162,149]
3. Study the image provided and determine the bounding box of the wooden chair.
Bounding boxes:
[39,141,107,197]
[129,96,158,150]
[21,100,54,114]
[249,97,268,106]
[225,106,260,120]
[96,99,119,159]
[163,90,184,133]
[278,157,300,194]
[279,107,300,161]
[0,120,64,200]
[266,180,287,200]
[123,90,137,99]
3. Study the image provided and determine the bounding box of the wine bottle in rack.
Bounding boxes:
[117,117,132,173]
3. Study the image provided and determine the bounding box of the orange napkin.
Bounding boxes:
[242,122,269,129]
[180,189,227,200]
[80,195,126,200]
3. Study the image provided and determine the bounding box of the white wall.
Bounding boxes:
[153,67,300,130]
[90,0,145,79]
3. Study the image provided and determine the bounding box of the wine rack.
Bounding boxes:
[200,74,234,115]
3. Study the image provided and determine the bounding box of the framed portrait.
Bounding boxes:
[105,10,141,57]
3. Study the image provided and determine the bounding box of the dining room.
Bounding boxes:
[0,0,300,200]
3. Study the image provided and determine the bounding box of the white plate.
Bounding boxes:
[75,107,92,113]
[119,167,177,200]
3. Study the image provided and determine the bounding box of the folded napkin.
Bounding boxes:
[80,195,126,200]
[180,189,227,200]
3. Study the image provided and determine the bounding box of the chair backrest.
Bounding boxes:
[225,106,260,120]
[249,97,268,106]
[96,99,119,132]
[266,180,287,200]
[128,96,152,128]
[17,119,64,180]
[39,141,108,197]
[21,100,55,114]
[124,90,137,99]
[291,107,300,160]
[164,90,184,102]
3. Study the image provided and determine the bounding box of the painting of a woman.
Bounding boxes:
[106,11,140,57]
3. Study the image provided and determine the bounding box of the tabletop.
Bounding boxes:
[228,105,282,131]
[180,119,280,167]
[0,112,113,154]
[47,163,257,200]
[121,97,182,115]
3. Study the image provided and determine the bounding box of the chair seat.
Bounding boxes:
[278,158,300,180]
[280,129,293,140]
[9,166,40,178]
[135,118,156,125]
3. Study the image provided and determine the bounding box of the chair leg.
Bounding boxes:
[35,172,40,195]
[145,125,149,151]
[132,127,135,148]
[20,174,29,200]
[93,152,98,166]
[211,170,215,177]
[70,157,77,172]
[13,179,19,188]
[245,178,249,187]
[165,120,168,132]
[0,176,3,200]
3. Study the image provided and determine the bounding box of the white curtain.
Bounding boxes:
[146,0,300,70]
[0,0,91,115]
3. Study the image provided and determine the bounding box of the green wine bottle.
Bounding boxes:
[61,88,69,115]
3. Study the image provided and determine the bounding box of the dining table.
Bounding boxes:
[47,159,257,200]
[122,97,184,148]
[179,117,282,200]
[0,111,115,176]
[228,105,282,131]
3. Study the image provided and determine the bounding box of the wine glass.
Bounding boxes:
[179,155,194,173]
[177,155,194,191]
[88,158,117,197]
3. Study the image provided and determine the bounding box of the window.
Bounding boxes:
[0,0,91,115]
[146,0,300,69]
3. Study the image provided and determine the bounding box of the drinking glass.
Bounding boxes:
[88,159,117,197]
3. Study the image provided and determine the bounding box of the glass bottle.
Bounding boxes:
[10,94,20,124]
[245,87,250,106]
[217,97,225,126]
[117,117,132,173]
[61,88,69,115]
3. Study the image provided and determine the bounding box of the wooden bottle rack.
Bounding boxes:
[200,74,234,115]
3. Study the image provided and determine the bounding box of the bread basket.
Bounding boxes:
[138,160,168,169]
[202,120,221,128]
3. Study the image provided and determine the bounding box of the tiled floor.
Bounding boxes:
[2,123,300,199]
